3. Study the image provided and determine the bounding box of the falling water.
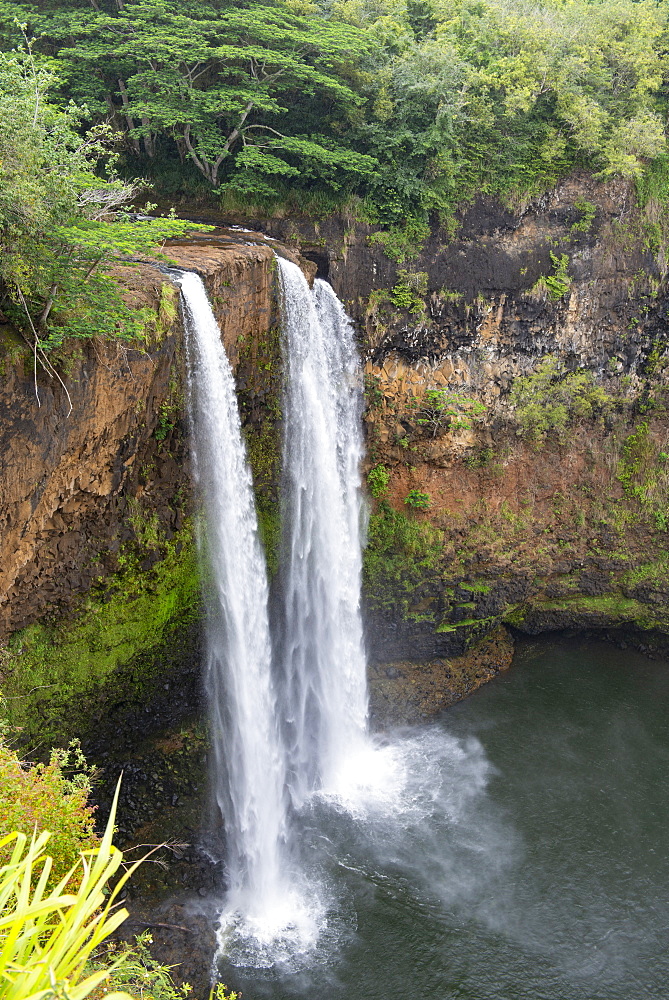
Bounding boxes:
[179,271,295,949]
[277,259,372,808]
[181,263,400,968]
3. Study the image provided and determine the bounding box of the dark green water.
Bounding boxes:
[219,639,669,999]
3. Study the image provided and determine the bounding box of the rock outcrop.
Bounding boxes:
[229,174,669,669]
[2,175,669,743]
[0,236,297,743]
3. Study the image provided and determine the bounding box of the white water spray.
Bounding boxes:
[277,259,373,808]
[179,271,297,946]
[181,263,405,968]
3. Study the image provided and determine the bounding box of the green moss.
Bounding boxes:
[435,615,497,634]
[503,593,669,632]
[538,594,645,616]
[367,219,430,264]
[2,523,200,744]
[459,581,492,594]
[501,604,529,627]
[363,501,443,619]
[257,503,281,577]
[0,326,26,377]
[152,282,179,343]
[623,556,669,589]
[238,324,283,575]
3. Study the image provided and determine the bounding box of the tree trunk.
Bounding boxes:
[117,78,141,155]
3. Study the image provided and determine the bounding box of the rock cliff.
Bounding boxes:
[0,237,295,744]
[2,173,668,743]
[237,174,669,689]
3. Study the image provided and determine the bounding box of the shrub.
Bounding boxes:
[0,739,98,890]
[509,356,613,443]
[367,464,390,498]
[404,489,431,510]
[389,270,427,313]
[532,251,572,300]
[417,389,485,437]
[0,782,135,1000]
[91,932,240,1000]
[367,219,430,264]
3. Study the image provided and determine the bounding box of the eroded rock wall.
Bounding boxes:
[0,239,288,743]
[235,176,669,674]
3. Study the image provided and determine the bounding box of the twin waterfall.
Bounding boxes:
[278,264,368,809]
[179,259,369,958]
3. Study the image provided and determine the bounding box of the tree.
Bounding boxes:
[0,42,198,358]
[24,0,377,192]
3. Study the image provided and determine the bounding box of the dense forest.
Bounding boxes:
[1,0,668,345]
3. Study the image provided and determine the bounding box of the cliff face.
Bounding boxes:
[2,175,668,743]
[0,239,291,744]
[241,175,669,693]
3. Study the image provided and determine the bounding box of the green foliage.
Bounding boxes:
[0,782,136,1000]
[367,218,430,263]
[510,356,613,443]
[404,489,431,510]
[617,420,658,499]
[0,740,97,890]
[154,402,176,442]
[91,931,240,1000]
[464,445,494,469]
[363,371,384,408]
[24,0,375,197]
[2,0,668,225]
[364,499,443,614]
[352,0,669,220]
[0,43,200,352]
[367,463,390,498]
[571,199,597,234]
[532,252,571,301]
[390,269,428,312]
[2,523,200,745]
[417,388,485,437]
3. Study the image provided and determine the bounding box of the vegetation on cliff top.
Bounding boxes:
[2,0,667,340]
[1,0,667,229]
[0,39,201,358]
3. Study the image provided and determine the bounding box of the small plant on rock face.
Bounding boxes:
[405,489,431,510]
[571,199,597,233]
[532,251,572,301]
[367,464,390,498]
[509,355,613,443]
[389,269,428,314]
[363,372,384,409]
[417,388,485,437]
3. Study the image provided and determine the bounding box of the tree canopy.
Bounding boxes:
[1,0,668,229]
[0,40,198,354]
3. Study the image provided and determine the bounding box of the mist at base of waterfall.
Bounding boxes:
[213,722,495,971]
[215,639,669,1000]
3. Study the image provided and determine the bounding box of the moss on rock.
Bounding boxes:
[1,523,201,746]
[504,593,669,634]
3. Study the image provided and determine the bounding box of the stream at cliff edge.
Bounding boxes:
[213,637,669,1000]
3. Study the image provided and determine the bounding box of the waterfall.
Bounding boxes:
[276,258,370,808]
[180,263,390,968]
[178,271,290,939]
